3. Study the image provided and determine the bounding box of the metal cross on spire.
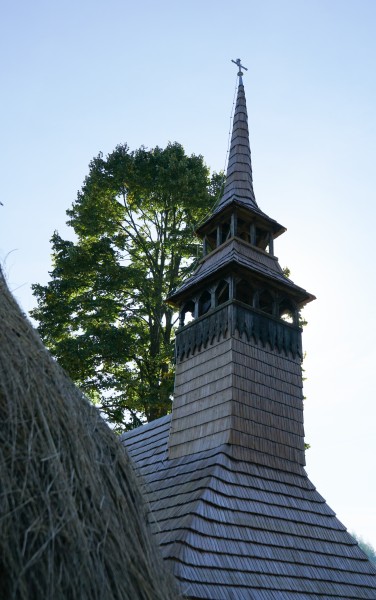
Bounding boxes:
[231,58,248,84]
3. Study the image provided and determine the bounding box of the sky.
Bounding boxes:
[1,0,376,547]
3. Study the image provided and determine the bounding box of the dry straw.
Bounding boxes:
[0,270,180,600]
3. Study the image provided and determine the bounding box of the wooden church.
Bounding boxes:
[122,61,376,599]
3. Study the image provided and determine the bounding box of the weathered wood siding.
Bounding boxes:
[169,335,234,458]
[230,335,305,473]
[169,328,305,473]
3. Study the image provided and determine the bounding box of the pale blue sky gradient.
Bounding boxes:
[2,0,376,546]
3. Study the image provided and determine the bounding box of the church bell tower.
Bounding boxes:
[122,61,376,599]
[167,60,315,473]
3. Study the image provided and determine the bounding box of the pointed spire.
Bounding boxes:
[215,61,258,212]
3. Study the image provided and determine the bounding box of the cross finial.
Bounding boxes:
[231,58,248,84]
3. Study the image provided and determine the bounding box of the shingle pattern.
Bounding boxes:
[215,82,258,212]
[122,417,376,599]
[198,84,284,234]
[170,332,305,467]
[170,237,312,304]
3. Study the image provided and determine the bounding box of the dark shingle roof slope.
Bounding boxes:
[196,81,284,237]
[168,238,314,306]
[214,82,257,212]
[122,416,376,600]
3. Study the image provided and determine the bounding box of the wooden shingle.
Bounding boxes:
[122,417,376,599]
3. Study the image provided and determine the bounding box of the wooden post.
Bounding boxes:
[275,295,281,320]
[250,223,256,246]
[230,211,237,238]
[269,233,274,255]
[203,236,208,257]
[216,225,222,247]
[228,276,234,300]
[211,287,217,308]
[193,297,199,319]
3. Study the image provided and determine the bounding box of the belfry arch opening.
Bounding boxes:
[255,227,270,252]
[215,280,229,307]
[220,222,231,245]
[235,279,253,306]
[237,218,250,243]
[279,299,297,325]
[180,300,195,327]
[258,290,274,315]
[198,290,211,317]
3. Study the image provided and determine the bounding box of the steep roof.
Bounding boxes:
[196,79,285,237]
[168,237,314,306]
[170,75,309,308]
[217,81,257,211]
[122,416,376,599]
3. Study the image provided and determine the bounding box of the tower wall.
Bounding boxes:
[229,336,305,472]
[169,334,234,458]
[169,307,305,473]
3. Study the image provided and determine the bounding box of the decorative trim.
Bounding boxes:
[175,302,302,362]
[234,303,302,358]
[175,305,229,361]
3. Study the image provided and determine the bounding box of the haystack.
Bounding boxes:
[0,270,179,600]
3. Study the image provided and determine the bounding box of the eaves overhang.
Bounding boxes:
[167,237,315,308]
[196,198,286,240]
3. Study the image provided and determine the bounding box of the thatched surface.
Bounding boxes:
[0,271,179,600]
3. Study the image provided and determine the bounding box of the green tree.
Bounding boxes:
[352,533,376,565]
[31,142,223,429]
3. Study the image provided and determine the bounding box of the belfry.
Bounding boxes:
[122,62,376,599]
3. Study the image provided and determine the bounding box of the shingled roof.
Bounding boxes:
[122,63,376,598]
[123,416,376,599]
[168,237,314,307]
[215,78,258,211]
[196,76,285,238]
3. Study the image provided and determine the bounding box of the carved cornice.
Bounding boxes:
[175,304,230,362]
[175,302,302,362]
[234,303,302,358]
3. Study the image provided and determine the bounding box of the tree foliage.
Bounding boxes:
[352,533,376,565]
[31,142,223,429]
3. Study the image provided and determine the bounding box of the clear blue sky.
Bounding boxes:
[1,0,376,547]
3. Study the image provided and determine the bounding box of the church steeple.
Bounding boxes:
[216,59,257,212]
[167,63,315,468]
[122,63,376,600]
[195,60,286,250]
